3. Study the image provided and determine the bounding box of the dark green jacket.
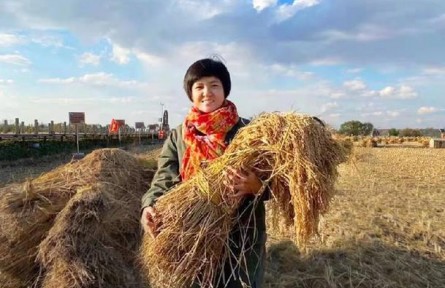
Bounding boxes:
[141,118,266,288]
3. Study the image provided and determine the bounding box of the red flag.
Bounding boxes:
[158,130,165,140]
[109,119,119,133]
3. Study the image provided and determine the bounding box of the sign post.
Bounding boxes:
[135,122,145,145]
[115,119,125,146]
[69,112,85,160]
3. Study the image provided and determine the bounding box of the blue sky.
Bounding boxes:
[0,0,444,129]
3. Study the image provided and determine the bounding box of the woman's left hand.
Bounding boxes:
[223,167,263,202]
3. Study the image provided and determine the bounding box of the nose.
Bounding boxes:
[203,85,213,97]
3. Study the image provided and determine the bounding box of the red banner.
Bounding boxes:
[109,119,122,133]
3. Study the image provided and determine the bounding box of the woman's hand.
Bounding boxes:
[223,167,263,204]
[140,206,160,239]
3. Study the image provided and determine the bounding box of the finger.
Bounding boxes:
[232,183,246,191]
[148,207,157,217]
[147,227,155,239]
[227,167,246,179]
[227,190,251,198]
[147,222,158,238]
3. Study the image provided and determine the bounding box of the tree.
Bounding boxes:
[388,128,399,136]
[339,120,374,136]
[362,122,374,136]
[399,128,422,137]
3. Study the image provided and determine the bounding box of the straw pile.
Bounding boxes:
[141,112,350,288]
[0,148,152,288]
[38,182,146,288]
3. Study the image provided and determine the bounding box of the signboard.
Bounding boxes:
[148,124,158,131]
[69,112,85,124]
[135,122,145,129]
[115,119,125,126]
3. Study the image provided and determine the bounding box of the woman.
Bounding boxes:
[140,58,267,288]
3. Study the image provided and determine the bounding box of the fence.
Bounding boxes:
[0,118,162,141]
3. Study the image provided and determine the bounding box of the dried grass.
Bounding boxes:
[265,147,445,287]
[0,148,152,287]
[141,112,349,287]
[38,182,147,288]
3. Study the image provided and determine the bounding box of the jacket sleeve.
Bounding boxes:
[141,129,182,209]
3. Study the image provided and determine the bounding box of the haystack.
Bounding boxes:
[0,148,152,287]
[140,112,350,288]
[38,183,146,288]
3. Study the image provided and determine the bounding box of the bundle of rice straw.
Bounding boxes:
[37,182,147,288]
[0,148,151,288]
[140,112,350,288]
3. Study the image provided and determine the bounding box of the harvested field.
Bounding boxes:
[265,147,445,288]
[1,146,444,287]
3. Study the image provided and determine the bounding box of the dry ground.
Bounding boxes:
[1,146,444,287]
[265,147,445,288]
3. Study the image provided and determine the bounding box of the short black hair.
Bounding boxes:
[183,58,231,100]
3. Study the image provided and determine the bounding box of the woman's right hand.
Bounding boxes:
[141,206,160,239]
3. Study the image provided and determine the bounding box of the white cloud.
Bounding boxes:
[379,85,418,99]
[321,25,394,43]
[310,57,342,66]
[329,91,346,99]
[79,52,101,66]
[417,106,438,115]
[268,63,314,80]
[361,90,378,97]
[252,0,277,12]
[31,35,68,49]
[428,13,445,25]
[134,50,164,67]
[399,85,417,98]
[320,102,338,113]
[30,96,96,105]
[109,96,135,104]
[111,43,131,64]
[39,77,76,84]
[78,73,113,85]
[379,86,395,97]
[275,0,320,22]
[343,79,366,91]
[0,54,31,66]
[39,73,147,89]
[346,68,363,74]
[386,110,400,117]
[178,0,226,19]
[0,79,14,84]
[0,33,24,46]
[367,111,383,116]
[422,67,445,76]
[0,89,19,110]
[327,113,340,118]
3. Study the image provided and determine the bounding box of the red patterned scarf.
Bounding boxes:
[181,100,239,180]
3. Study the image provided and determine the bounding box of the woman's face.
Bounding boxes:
[191,76,225,113]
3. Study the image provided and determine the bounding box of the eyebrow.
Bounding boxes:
[194,79,221,85]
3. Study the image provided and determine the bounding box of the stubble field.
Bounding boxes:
[1,146,444,287]
[265,147,445,288]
